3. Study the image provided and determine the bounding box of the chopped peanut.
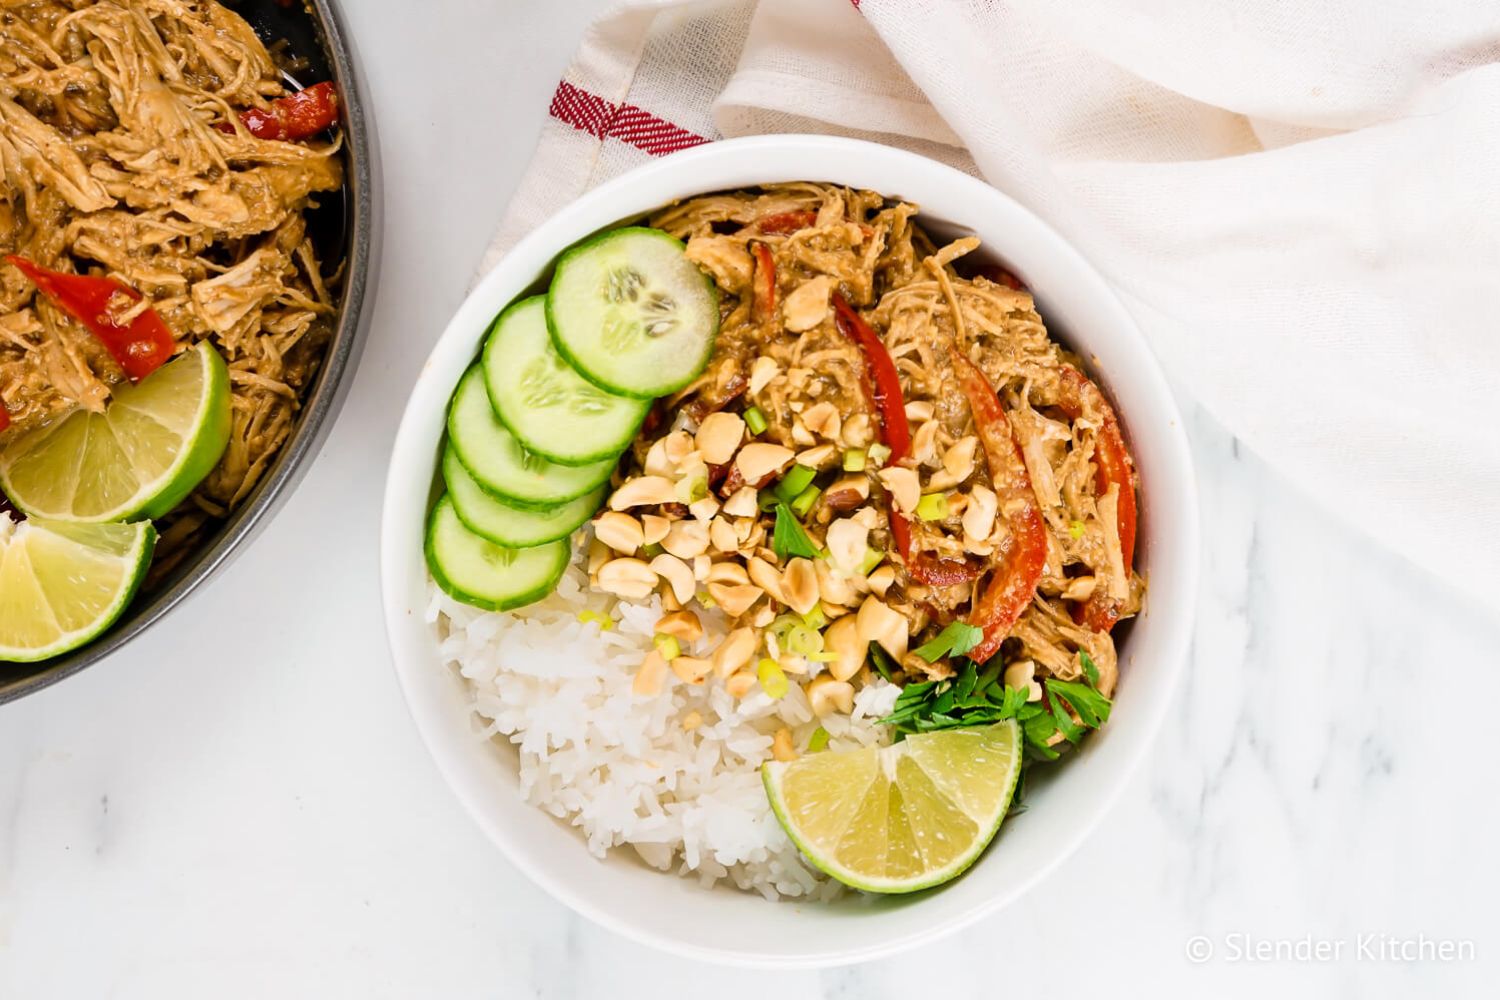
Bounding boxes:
[722,486,759,518]
[712,627,758,678]
[695,412,745,465]
[650,553,696,604]
[641,514,671,546]
[735,442,794,483]
[662,519,710,559]
[633,649,669,697]
[596,558,658,599]
[877,466,921,514]
[593,512,644,553]
[781,558,820,616]
[610,476,678,509]
[655,610,704,642]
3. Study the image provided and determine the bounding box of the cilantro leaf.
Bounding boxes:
[1046,678,1111,729]
[912,622,984,662]
[771,502,822,560]
[1079,649,1101,688]
[868,642,900,682]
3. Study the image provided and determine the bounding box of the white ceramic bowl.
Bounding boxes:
[381,135,1199,968]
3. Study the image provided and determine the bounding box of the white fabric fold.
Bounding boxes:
[488,0,1500,614]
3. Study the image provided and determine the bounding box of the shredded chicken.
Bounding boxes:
[0,0,342,572]
[605,183,1144,708]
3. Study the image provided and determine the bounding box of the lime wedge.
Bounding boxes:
[0,514,156,662]
[762,720,1022,893]
[0,342,231,522]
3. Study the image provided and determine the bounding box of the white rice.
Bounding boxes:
[426,540,901,900]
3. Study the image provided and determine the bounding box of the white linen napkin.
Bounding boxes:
[485,0,1500,616]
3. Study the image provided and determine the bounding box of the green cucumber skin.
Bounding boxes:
[443,447,604,548]
[545,227,720,400]
[424,497,570,613]
[482,296,650,467]
[444,368,615,511]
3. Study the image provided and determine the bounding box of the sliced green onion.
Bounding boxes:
[1069,519,1086,539]
[916,493,950,521]
[807,726,830,752]
[790,485,821,518]
[577,610,614,631]
[858,546,885,576]
[769,613,802,641]
[697,589,716,608]
[868,443,892,468]
[757,658,789,699]
[744,406,768,435]
[800,605,827,630]
[679,476,708,503]
[642,541,664,558]
[808,651,839,663]
[784,623,825,657]
[775,464,817,503]
[842,448,867,472]
[653,634,681,660]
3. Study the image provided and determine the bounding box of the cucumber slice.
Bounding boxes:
[547,227,719,399]
[443,446,602,548]
[483,296,649,466]
[447,366,615,510]
[426,496,570,612]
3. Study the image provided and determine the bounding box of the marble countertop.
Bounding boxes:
[2,3,1495,996]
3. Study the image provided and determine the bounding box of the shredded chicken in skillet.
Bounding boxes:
[0,0,342,571]
[609,183,1143,707]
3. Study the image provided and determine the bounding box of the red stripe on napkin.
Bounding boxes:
[549,81,709,156]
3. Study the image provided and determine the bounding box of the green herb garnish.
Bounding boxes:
[912,622,984,662]
[771,502,822,560]
[879,649,1113,761]
[744,406,768,435]
[1079,649,1100,687]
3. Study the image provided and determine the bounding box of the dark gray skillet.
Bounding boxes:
[0,0,380,704]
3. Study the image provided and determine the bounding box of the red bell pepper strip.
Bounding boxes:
[1056,365,1139,633]
[219,81,338,141]
[6,256,174,382]
[955,354,1048,663]
[831,294,977,586]
[752,210,818,235]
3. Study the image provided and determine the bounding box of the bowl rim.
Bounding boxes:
[381,134,1200,967]
[0,0,380,705]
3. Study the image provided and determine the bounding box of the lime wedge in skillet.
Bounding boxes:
[0,515,156,662]
[763,720,1022,893]
[0,342,231,522]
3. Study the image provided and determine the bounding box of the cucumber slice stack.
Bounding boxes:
[426,227,720,612]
